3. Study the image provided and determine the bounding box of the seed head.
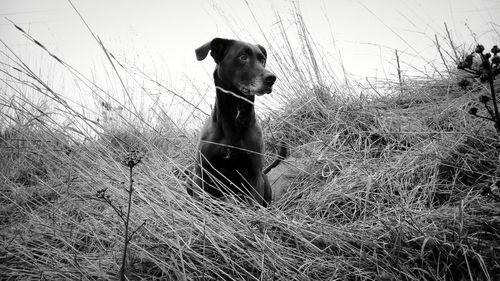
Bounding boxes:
[101,101,112,111]
[96,188,107,198]
[492,45,500,55]
[458,54,474,69]
[492,55,500,66]
[475,45,485,54]
[458,78,471,90]
[122,150,142,168]
[479,73,490,83]
[479,95,490,103]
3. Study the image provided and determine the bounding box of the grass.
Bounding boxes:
[1,7,500,281]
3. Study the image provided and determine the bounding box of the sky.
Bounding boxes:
[1,0,499,126]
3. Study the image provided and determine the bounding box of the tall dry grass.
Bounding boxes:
[1,6,500,281]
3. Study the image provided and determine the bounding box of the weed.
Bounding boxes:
[458,44,500,132]
[95,150,145,280]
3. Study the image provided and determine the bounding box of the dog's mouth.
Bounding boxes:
[239,86,273,96]
[256,87,273,96]
[239,87,252,96]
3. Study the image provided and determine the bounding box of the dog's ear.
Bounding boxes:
[195,38,231,63]
[257,44,267,59]
[195,40,212,61]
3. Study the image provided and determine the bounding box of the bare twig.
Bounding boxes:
[395,49,403,96]
[435,34,451,75]
[119,164,134,281]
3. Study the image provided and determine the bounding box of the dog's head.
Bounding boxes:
[195,38,276,96]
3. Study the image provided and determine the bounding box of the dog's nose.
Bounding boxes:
[264,74,276,86]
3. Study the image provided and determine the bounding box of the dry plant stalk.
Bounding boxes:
[96,151,145,280]
[459,45,500,132]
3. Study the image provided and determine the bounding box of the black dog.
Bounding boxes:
[190,38,277,207]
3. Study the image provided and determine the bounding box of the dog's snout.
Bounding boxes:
[264,74,276,86]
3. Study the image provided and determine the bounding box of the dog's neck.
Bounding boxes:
[212,71,255,135]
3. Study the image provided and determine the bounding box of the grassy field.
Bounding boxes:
[1,13,500,281]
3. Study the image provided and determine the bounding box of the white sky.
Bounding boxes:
[1,0,499,127]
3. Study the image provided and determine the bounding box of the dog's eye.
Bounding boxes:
[260,58,266,65]
[239,54,248,62]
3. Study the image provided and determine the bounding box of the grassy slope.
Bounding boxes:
[1,73,500,280]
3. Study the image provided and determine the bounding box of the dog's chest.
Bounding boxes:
[210,137,260,166]
[203,120,264,166]
[219,146,249,163]
[223,147,232,159]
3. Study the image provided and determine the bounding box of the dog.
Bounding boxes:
[189,38,280,207]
